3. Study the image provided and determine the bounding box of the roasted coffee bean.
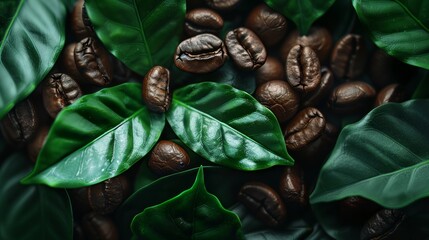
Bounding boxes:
[370,49,397,89]
[281,27,332,63]
[26,125,49,163]
[0,99,38,144]
[302,67,334,107]
[255,56,285,84]
[148,140,191,176]
[328,81,376,114]
[254,80,299,123]
[75,37,113,86]
[184,8,223,37]
[279,166,307,209]
[42,73,82,118]
[70,175,130,215]
[174,33,227,73]
[142,66,171,113]
[284,107,326,151]
[374,83,408,107]
[225,27,267,70]
[71,0,94,40]
[339,196,381,224]
[204,0,241,11]
[361,209,404,240]
[59,43,82,81]
[238,182,286,227]
[245,4,287,47]
[81,213,119,240]
[330,34,367,79]
[286,45,321,96]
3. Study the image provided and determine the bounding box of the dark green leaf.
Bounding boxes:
[85,0,186,76]
[166,82,293,171]
[412,71,429,99]
[353,0,429,70]
[131,167,244,240]
[264,0,336,34]
[0,0,68,118]
[0,153,73,240]
[22,83,165,188]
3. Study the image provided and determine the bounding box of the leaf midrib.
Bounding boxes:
[132,0,153,67]
[0,0,25,52]
[393,0,429,32]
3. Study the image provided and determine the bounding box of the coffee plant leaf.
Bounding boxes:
[130,166,244,240]
[0,0,69,118]
[0,153,73,240]
[353,0,429,70]
[85,0,186,76]
[22,83,165,188]
[166,82,293,171]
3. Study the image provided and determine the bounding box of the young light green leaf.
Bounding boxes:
[22,83,165,188]
[85,0,186,76]
[131,166,244,240]
[353,0,429,70]
[166,82,293,171]
[0,0,69,118]
[0,153,73,240]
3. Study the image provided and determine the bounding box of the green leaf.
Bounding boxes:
[166,82,293,171]
[317,0,356,41]
[131,166,244,240]
[264,0,336,34]
[85,0,186,76]
[0,153,73,240]
[0,0,69,119]
[22,83,165,188]
[353,0,429,70]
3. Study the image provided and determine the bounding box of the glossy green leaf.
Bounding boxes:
[131,167,244,240]
[166,82,293,171]
[264,0,336,34]
[22,83,165,188]
[85,0,186,76]
[353,0,429,70]
[0,0,69,118]
[0,153,73,240]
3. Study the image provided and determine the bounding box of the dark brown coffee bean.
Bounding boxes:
[204,0,241,11]
[59,43,82,81]
[281,27,332,63]
[238,182,286,227]
[254,80,300,123]
[255,56,285,84]
[148,140,191,176]
[26,125,49,163]
[75,37,113,86]
[71,0,94,40]
[279,166,307,209]
[374,83,408,107]
[42,73,82,118]
[302,67,334,107]
[330,34,367,79]
[142,66,171,113]
[174,33,227,73]
[245,4,287,47]
[284,107,325,151]
[185,8,223,37]
[370,49,397,89]
[328,81,376,114]
[70,175,130,215]
[286,45,321,96]
[361,209,404,240]
[0,99,38,144]
[225,27,267,70]
[81,213,119,240]
[339,196,381,224]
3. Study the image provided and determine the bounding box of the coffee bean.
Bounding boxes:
[339,196,381,224]
[374,83,408,107]
[174,33,227,73]
[281,27,332,63]
[328,81,376,114]
[81,213,119,240]
[286,45,321,96]
[70,0,94,40]
[302,67,334,107]
[142,66,171,113]
[0,99,39,144]
[245,4,287,47]
[360,209,404,240]
[42,73,82,118]
[255,56,285,84]
[254,80,299,123]
[238,182,286,227]
[284,107,326,151]
[26,125,49,163]
[279,166,307,209]
[59,43,82,81]
[148,140,191,176]
[75,37,113,86]
[330,34,367,79]
[184,8,223,37]
[225,27,267,70]
[204,0,241,11]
